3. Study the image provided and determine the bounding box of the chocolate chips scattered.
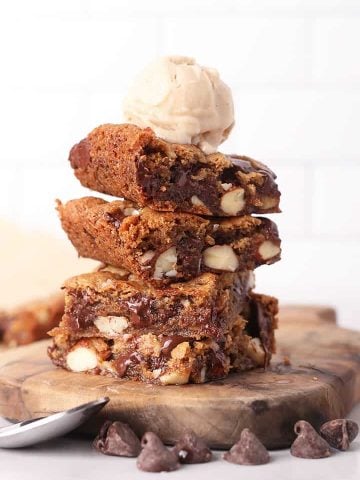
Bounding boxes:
[290,420,331,459]
[223,428,270,465]
[173,431,212,464]
[137,432,180,472]
[93,420,141,457]
[320,419,359,451]
[93,418,359,472]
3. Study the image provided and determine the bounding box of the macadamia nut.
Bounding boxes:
[203,245,239,272]
[153,247,177,279]
[191,195,205,207]
[94,316,129,335]
[258,241,280,261]
[67,346,98,372]
[220,188,245,215]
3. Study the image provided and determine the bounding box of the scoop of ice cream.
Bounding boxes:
[122,56,234,154]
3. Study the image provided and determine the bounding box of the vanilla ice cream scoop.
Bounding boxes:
[122,56,234,154]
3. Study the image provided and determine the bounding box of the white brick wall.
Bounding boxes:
[313,18,360,83]
[162,18,308,85]
[1,0,360,329]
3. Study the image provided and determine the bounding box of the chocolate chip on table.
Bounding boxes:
[173,431,212,464]
[290,420,331,459]
[320,419,359,451]
[93,420,141,457]
[223,428,270,465]
[137,432,180,473]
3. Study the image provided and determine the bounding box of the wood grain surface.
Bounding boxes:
[0,306,359,449]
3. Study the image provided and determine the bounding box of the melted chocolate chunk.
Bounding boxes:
[69,139,91,169]
[105,209,125,229]
[150,335,192,371]
[67,290,98,329]
[230,155,279,200]
[68,286,205,333]
[176,235,202,278]
[230,155,276,178]
[93,420,141,457]
[228,156,254,174]
[124,294,186,329]
[137,158,164,198]
[138,158,221,214]
[114,351,142,377]
[125,295,153,327]
[160,335,190,358]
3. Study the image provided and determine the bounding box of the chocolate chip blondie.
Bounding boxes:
[57,197,281,283]
[48,291,278,385]
[69,124,280,217]
[57,265,255,339]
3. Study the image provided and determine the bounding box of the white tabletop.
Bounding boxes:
[0,404,359,480]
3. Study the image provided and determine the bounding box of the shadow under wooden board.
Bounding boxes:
[0,305,359,449]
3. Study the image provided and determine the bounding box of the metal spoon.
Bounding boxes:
[0,397,109,448]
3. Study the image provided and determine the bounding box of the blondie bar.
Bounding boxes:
[48,293,278,385]
[57,266,255,339]
[69,124,280,217]
[57,197,281,283]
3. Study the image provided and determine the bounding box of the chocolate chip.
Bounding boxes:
[106,209,125,229]
[93,420,141,457]
[137,432,180,472]
[320,419,359,451]
[160,335,189,358]
[223,428,270,465]
[173,431,212,464]
[125,295,153,326]
[114,351,142,377]
[290,420,331,459]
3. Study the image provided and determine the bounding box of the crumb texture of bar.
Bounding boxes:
[48,292,278,385]
[55,267,255,340]
[57,197,281,283]
[69,124,281,216]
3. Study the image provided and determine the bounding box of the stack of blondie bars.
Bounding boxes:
[48,124,281,385]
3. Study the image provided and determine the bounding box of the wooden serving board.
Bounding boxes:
[0,306,359,449]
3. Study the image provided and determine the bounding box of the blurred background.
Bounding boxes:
[0,0,359,328]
